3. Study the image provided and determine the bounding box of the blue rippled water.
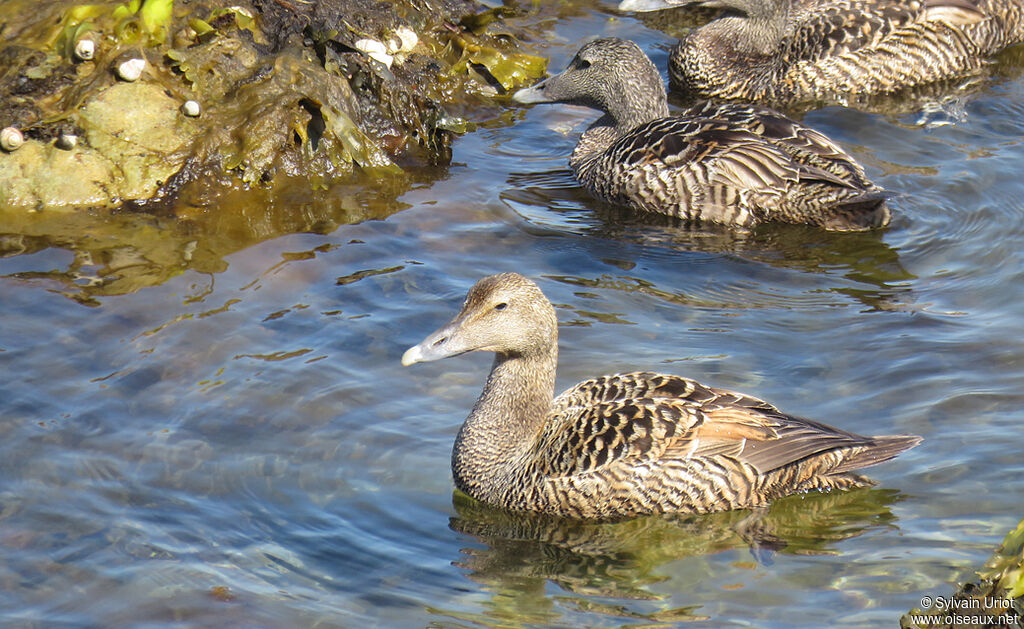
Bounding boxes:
[2,2,1024,627]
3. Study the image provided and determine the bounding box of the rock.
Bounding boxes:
[0,141,113,209]
[0,82,200,209]
[78,81,199,200]
[55,133,78,150]
[0,0,547,210]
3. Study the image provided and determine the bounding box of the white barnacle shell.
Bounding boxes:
[115,56,146,81]
[393,26,418,54]
[354,38,393,69]
[181,100,201,117]
[1,127,24,152]
[74,38,96,61]
[55,133,78,150]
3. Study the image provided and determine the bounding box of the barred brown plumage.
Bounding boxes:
[619,0,1024,106]
[401,273,921,519]
[512,38,890,231]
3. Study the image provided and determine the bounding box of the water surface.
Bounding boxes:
[2,2,1024,627]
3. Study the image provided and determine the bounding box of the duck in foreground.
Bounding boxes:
[513,38,890,231]
[618,0,1024,106]
[402,273,921,519]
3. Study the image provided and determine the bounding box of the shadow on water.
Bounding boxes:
[502,172,917,313]
[436,488,904,626]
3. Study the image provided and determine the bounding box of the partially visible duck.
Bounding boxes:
[402,273,921,519]
[513,38,890,231]
[619,0,1024,106]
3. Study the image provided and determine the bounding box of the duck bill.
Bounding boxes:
[512,76,558,104]
[402,319,474,366]
[617,0,681,11]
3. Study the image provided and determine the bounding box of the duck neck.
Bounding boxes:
[571,87,670,169]
[572,117,621,170]
[708,0,789,58]
[452,346,558,502]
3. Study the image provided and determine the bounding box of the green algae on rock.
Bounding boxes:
[0,0,547,210]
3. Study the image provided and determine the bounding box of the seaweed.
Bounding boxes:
[449,34,547,92]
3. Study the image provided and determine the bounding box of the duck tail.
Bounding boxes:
[832,435,922,474]
[820,191,893,231]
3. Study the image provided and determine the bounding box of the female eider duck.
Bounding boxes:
[618,0,1024,106]
[402,273,921,519]
[513,38,890,231]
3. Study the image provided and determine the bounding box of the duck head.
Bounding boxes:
[402,273,558,366]
[513,38,670,129]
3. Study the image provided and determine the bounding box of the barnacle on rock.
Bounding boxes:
[115,55,146,81]
[74,36,96,61]
[181,99,201,117]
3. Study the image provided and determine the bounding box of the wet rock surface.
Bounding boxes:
[0,0,547,210]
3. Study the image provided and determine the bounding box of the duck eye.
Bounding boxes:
[493,302,508,311]
[576,59,591,70]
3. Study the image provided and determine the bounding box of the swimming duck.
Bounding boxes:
[402,273,921,519]
[618,0,1024,106]
[513,38,890,231]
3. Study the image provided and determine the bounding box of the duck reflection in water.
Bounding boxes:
[441,488,906,625]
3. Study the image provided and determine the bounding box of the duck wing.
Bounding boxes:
[618,107,873,193]
[677,104,890,228]
[539,372,887,478]
[587,107,887,227]
[607,116,855,211]
[538,372,715,476]
[676,125,875,226]
[690,102,875,186]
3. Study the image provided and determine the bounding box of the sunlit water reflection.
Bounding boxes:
[2,2,1024,627]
